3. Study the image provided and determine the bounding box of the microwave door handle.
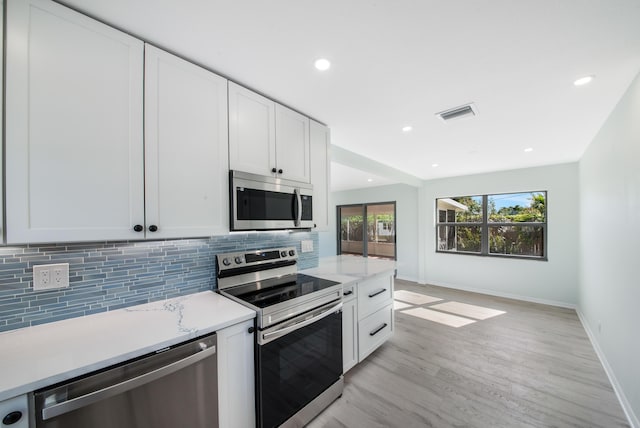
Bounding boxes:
[294,188,302,226]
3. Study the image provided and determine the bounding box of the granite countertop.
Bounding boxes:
[301,255,396,284]
[0,291,255,402]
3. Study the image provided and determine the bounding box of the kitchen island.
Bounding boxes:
[303,255,396,372]
[301,254,397,283]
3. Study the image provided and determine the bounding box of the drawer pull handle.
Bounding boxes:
[369,323,388,336]
[343,290,353,296]
[368,288,387,298]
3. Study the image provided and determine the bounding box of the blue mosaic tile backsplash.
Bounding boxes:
[0,231,319,333]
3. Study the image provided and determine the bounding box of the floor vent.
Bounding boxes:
[436,103,478,122]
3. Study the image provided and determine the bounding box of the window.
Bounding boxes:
[436,192,546,259]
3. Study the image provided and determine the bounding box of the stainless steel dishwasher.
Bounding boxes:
[33,333,218,428]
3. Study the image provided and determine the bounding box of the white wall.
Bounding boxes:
[318,183,420,281]
[422,163,579,306]
[578,71,640,426]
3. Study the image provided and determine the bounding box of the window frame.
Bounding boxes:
[435,191,548,261]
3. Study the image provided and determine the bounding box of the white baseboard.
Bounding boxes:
[576,310,639,428]
[418,279,577,309]
[395,275,419,283]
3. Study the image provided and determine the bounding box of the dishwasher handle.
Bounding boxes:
[41,342,216,421]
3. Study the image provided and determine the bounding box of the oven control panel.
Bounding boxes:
[217,247,298,271]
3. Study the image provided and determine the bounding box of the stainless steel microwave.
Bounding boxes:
[229,170,313,231]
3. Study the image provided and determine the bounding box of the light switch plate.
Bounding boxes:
[33,263,69,291]
[301,240,314,253]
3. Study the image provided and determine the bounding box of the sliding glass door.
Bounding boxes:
[338,205,365,256]
[338,202,396,259]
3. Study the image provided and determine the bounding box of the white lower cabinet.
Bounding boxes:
[0,394,29,428]
[342,273,394,373]
[216,319,255,428]
[342,294,358,373]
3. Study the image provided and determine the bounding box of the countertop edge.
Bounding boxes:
[0,292,255,402]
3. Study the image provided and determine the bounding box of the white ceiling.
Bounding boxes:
[331,163,396,192]
[60,0,640,184]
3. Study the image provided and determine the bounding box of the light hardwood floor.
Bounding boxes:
[308,279,629,428]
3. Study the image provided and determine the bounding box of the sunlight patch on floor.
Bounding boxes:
[393,300,413,310]
[394,290,442,305]
[400,307,476,328]
[429,301,506,320]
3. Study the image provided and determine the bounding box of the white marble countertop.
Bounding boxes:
[0,291,255,402]
[301,255,396,284]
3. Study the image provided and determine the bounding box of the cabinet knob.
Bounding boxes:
[2,411,23,425]
[133,225,143,232]
[148,225,158,232]
[278,169,283,174]
[271,167,277,173]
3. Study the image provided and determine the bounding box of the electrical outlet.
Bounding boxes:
[33,263,69,291]
[301,240,314,253]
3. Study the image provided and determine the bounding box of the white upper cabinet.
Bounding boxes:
[275,104,310,183]
[310,120,330,231]
[228,82,311,183]
[5,0,145,243]
[144,45,229,238]
[228,82,276,177]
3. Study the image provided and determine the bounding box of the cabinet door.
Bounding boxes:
[228,82,276,177]
[0,0,4,243]
[275,104,311,183]
[5,0,144,243]
[310,120,330,230]
[144,45,229,238]
[342,297,358,373]
[217,319,256,428]
[0,394,29,428]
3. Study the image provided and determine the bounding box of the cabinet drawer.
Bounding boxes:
[357,274,393,319]
[358,303,393,362]
[342,281,357,301]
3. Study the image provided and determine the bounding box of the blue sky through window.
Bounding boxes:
[489,192,543,210]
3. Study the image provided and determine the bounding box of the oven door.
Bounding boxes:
[256,300,343,428]
[230,170,313,231]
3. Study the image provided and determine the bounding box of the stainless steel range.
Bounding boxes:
[217,247,343,428]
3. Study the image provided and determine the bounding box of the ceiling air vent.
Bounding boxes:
[436,103,478,122]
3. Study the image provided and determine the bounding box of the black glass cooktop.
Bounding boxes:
[223,273,340,308]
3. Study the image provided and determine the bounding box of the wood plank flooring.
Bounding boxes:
[308,279,629,428]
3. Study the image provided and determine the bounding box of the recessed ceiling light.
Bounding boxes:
[314,58,331,71]
[574,75,594,86]
[431,163,439,168]
[524,147,533,153]
[402,126,413,133]
[367,178,373,182]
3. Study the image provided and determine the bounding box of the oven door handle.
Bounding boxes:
[261,301,342,344]
[294,188,302,227]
